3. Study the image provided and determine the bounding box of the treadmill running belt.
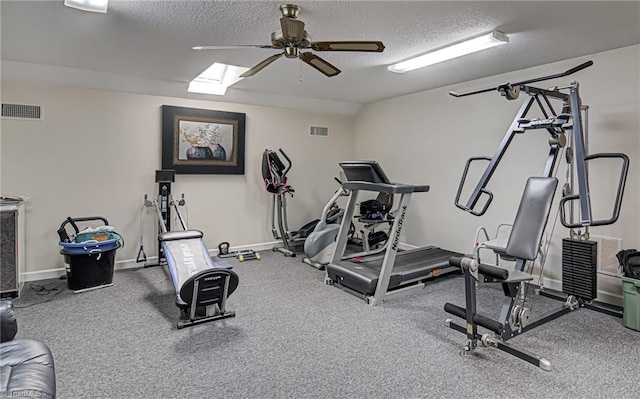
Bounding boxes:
[327,246,461,295]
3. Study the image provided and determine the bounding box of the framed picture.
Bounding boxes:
[161,105,246,174]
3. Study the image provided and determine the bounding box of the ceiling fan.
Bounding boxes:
[192,4,385,78]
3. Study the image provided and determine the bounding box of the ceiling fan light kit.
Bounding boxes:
[193,4,385,79]
[388,30,509,74]
[64,0,108,13]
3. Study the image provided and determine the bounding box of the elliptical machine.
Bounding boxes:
[262,148,319,257]
[302,176,351,269]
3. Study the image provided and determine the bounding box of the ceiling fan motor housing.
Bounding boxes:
[279,4,300,19]
[271,30,311,49]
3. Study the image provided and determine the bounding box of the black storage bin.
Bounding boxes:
[61,249,116,291]
[57,216,122,292]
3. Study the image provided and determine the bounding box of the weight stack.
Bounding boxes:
[561,238,597,300]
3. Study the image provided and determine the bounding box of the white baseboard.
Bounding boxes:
[21,241,281,283]
[399,242,419,250]
[23,240,624,308]
[22,268,67,283]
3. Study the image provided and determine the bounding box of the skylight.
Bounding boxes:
[188,63,249,96]
[64,0,109,13]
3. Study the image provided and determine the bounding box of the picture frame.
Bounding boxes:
[161,105,246,175]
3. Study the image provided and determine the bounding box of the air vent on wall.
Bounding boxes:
[310,126,328,137]
[1,103,43,121]
[592,235,623,277]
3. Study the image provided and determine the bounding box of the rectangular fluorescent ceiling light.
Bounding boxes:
[188,63,249,96]
[388,30,509,74]
[64,0,109,13]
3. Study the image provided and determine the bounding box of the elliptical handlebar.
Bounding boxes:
[278,148,293,178]
[449,60,593,98]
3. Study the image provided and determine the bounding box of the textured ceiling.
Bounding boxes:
[1,1,639,114]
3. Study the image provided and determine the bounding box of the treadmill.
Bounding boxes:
[325,161,461,306]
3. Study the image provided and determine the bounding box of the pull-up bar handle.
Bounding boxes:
[449,60,593,98]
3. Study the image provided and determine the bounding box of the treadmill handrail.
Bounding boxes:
[343,181,430,194]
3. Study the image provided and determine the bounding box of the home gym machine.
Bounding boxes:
[443,61,629,370]
[325,161,462,306]
[141,170,239,329]
[262,148,319,257]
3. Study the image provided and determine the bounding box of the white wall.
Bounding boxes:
[0,82,355,279]
[355,45,640,304]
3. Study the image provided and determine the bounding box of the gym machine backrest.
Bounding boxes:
[505,177,559,261]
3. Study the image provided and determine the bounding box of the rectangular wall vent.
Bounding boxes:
[592,235,623,276]
[1,103,43,121]
[310,126,328,137]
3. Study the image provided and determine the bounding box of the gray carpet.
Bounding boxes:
[13,250,639,399]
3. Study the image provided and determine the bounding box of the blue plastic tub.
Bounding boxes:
[59,238,119,255]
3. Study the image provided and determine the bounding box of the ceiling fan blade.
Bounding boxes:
[280,17,305,42]
[311,41,385,52]
[240,53,284,78]
[299,52,341,77]
[192,45,276,50]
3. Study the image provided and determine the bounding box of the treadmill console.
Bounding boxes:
[339,161,391,184]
